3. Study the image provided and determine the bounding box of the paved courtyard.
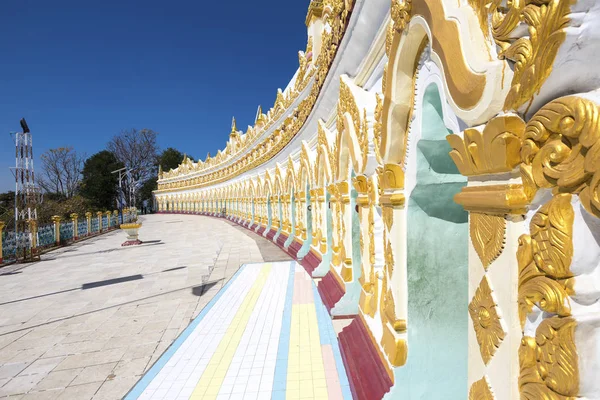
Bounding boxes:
[0,214,289,399]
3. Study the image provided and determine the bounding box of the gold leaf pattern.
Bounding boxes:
[502,0,572,111]
[517,193,574,328]
[469,376,495,400]
[470,213,506,269]
[447,115,525,176]
[521,96,600,217]
[519,317,579,399]
[469,276,506,365]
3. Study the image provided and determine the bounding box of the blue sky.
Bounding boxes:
[0,0,310,192]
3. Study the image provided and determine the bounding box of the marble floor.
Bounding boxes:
[125,262,351,400]
[0,214,289,399]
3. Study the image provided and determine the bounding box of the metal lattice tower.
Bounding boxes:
[9,118,39,260]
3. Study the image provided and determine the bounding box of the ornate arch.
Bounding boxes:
[274,164,284,195]
[336,75,369,178]
[263,170,273,196]
[381,0,510,166]
[297,141,314,192]
[315,120,335,187]
[285,156,297,194]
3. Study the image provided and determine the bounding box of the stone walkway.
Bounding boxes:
[0,214,289,400]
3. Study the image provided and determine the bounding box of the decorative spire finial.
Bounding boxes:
[231,117,237,134]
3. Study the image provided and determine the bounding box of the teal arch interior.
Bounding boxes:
[298,181,313,258]
[284,190,296,247]
[394,83,468,398]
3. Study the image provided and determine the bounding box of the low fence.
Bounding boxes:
[0,208,137,265]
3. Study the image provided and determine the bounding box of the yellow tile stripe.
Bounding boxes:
[191,264,273,400]
[287,304,328,400]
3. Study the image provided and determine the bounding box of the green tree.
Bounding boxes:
[0,191,15,228]
[137,148,191,211]
[159,147,191,171]
[80,151,123,210]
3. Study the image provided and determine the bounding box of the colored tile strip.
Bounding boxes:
[190,264,273,399]
[124,263,257,399]
[213,263,290,398]
[271,262,296,400]
[287,268,328,399]
[313,284,352,400]
[125,261,351,400]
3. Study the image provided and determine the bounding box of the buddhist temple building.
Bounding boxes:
[153,0,600,398]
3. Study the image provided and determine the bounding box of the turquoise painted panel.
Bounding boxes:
[392,84,468,399]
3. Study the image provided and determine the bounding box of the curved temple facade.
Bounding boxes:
[154,0,600,398]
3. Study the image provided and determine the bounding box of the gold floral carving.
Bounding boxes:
[469,276,506,365]
[470,213,506,269]
[469,376,495,400]
[497,0,573,111]
[517,192,579,399]
[382,207,393,233]
[517,193,574,328]
[359,109,369,169]
[356,174,377,318]
[381,163,404,190]
[391,0,412,32]
[379,233,407,367]
[521,96,600,218]
[519,316,579,399]
[447,115,525,176]
[337,76,367,173]
[373,94,383,164]
[337,76,361,141]
[387,0,412,55]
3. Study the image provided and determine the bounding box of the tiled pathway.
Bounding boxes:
[125,262,351,400]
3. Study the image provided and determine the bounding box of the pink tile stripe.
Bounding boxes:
[322,344,344,400]
[292,271,313,305]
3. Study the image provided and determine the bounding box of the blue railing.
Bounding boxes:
[78,220,88,237]
[38,224,55,248]
[102,216,108,229]
[91,217,99,233]
[2,231,31,261]
[59,222,74,242]
[2,231,16,261]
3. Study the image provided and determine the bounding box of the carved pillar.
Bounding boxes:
[70,213,79,240]
[85,212,92,235]
[52,216,62,245]
[0,221,4,264]
[28,219,38,255]
[273,195,281,230]
[318,188,328,254]
[282,195,291,233]
[113,210,118,226]
[328,183,342,268]
[447,114,527,398]
[378,163,408,367]
[296,191,305,242]
[310,189,320,249]
[263,196,268,226]
[105,211,112,229]
[97,212,103,232]
[354,175,376,315]
[338,181,353,281]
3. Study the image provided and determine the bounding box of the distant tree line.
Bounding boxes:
[0,128,190,228]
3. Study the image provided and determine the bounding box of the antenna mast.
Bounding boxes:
[10,118,40,261]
